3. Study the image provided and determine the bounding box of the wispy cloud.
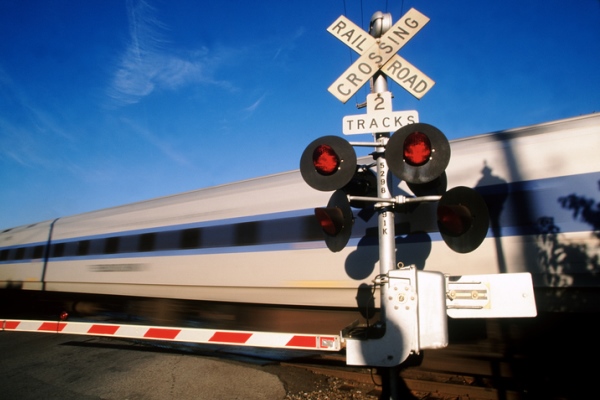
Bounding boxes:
[0,66,74,168]
[0,118,39,167]
[121,118,192,167]
[244,94,266,114]
[272,26,306,62]
[109,0,234,106]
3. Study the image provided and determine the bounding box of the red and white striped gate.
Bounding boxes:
[1,319,341,351]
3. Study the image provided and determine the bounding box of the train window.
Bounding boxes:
[88,239,105,256]
[301,215,326,241]
[138,233,156,252]
[255,216,323,244]
[77,240,90,256]
[234,222,259,246]
[32,245,44,259]
[62,241,80,257]
[181,228,201,249]
[4,249,16,261]
[119,235,138,253]
[52,243,65,258]
[202,225,231,248]
[0,249,7,261]
[22,246,34,260]
[14,247,25,260]
[104,237,120,254]
[154,231,180,251]
[260,217,301,244]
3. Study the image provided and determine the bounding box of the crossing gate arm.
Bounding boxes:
[1,319,342,351]
[445,272,537,318]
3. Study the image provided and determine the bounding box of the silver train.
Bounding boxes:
[1,113,599,316]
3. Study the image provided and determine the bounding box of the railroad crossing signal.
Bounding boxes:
[299,124,489,254]
[300,9,533,385]
[327,8,435,103]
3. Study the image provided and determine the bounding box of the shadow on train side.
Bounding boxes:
[346,228,432,320]
[345,229,432,280]
[474,161,600,312]
[537,181,600,286]
[443,168,600,398]
[343,160,600,317]
[476,163,510,274]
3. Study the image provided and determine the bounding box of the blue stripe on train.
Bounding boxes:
[1,171,598,262]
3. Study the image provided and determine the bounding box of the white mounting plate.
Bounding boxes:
[445,272,537,318]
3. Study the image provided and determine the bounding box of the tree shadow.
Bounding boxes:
[536,180,600,287]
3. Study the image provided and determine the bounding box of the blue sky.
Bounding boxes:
[1,0,599,230]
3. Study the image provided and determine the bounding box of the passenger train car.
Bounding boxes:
[1,113,599,323]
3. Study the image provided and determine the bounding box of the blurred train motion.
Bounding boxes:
[1,113,599,331]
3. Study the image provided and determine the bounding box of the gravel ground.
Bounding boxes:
[264,364,382,399]
[283,376,381,399]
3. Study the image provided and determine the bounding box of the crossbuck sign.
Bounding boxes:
[327,8,434,103]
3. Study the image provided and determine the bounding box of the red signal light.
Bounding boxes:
[386,123,450,185]
[300,136,357,192]
[437,187,489,253]
[315,207,345,236]
[437,204,473,237]
[404,131,431,166]
[314,190,354,252]
[313,145,340,175]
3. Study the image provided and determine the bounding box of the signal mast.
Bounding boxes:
[300,9,536,399]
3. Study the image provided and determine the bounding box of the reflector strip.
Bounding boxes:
[144,328,181,340]
[286,335,316,348]
[4,321,20,330]
[38,322,66,332]
[88,324,120,335]
[209,331,252,344]
[0,319,342,351]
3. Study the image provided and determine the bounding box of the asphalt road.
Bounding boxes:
[0,331,288,400]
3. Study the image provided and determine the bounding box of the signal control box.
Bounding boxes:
[344,266,447,367]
